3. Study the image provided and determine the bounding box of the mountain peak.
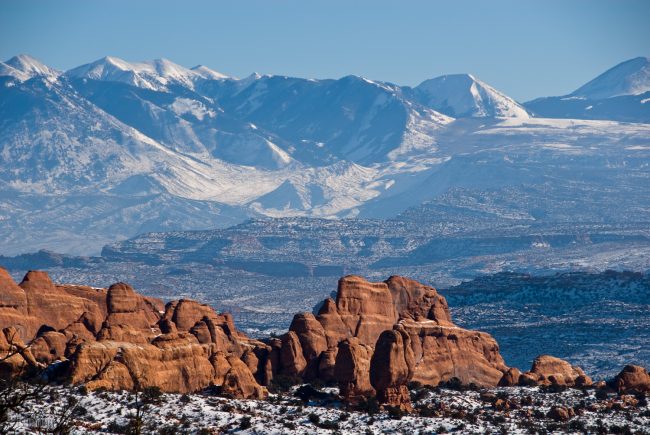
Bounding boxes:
[1,54,59,81]
[65,56,222,91]
[570,56,650,99]
[190,65,229,80]
[415,73,529,118]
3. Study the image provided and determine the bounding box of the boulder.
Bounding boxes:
[499,367,522,386]
[614,365,650,393]
[547,406,574,421]
[524,355,592,387]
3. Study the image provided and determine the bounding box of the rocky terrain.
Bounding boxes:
[4,382,650,434]
[1,268,649,433]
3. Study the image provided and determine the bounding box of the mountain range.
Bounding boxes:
[0,54,649,255]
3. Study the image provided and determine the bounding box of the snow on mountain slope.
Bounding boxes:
[191,65,229,80]
[414,73,530,118]
[525,57,650,123]
[0,54,59,81]
[204,73,453,165]
[65,56,228,91]
[571,56,650,99]
[1,54,649,254]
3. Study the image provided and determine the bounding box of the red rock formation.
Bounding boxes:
[520,355,592,387]
[499,367,522,386]
[282,275,510,400]
[104,282,159,330]
[0,326,40,378]
[0,268,267,399]
[385,275,451,324]
[288,313,327,378]
[1,268,626,409]
[334,338,375,401]
[614,365,650,393]
[279,331,307,377]
[29,331,68,364]
[370,327,415,411]
[402,319,507,387]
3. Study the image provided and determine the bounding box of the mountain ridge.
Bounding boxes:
[1,55,649,255]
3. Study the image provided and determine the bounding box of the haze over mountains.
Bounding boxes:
[0,54,649,255]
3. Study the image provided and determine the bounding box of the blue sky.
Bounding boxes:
[1,0,648,101]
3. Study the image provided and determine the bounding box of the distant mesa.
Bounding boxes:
[1,268,644,410]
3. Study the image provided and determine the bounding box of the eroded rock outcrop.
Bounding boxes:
[0,268,266,399]
[280,275,511,406]
[520,355,592,387]
[335,338,375,401]
[370,327,415,411]
[0,268,634,411]
[614,365,650,393]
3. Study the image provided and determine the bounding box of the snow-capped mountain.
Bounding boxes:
[0,54,60,81]
[65,56,228,91]
[190,65,230,80]
[525,57,650,123]
[1,55,649,255]
[413,73,530,118]
[572,56,650,99]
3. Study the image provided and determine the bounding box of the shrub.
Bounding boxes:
[318,420,340,430]
[239,416,252,430]
[595,389,609,400]
[357,396,380,416]
[269,375,301,393]
[308,413,320,425]
[157,425,182,435]
[441,377,463,390]
[295,384,327,403]
[411,388,428,402]
[387,406,404,420]
[142,386,163,405]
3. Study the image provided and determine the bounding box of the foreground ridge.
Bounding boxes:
[1,268,648,411]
